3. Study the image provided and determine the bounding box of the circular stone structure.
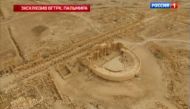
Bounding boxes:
[81,42,141,81]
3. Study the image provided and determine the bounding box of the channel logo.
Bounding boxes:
[150,2,178,9]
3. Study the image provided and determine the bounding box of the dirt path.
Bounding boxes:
[131,46,177,109]
[133,46,165,97]
[121,38,190,50]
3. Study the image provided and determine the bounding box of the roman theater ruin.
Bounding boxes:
[81,42,141,81]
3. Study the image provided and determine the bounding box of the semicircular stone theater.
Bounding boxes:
[80,41,141,81]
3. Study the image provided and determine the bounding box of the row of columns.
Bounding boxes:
[86,42,124,63]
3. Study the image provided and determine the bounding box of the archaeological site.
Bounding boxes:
[0,0,189,109]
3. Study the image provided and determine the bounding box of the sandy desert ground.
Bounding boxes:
[0,0,190,109]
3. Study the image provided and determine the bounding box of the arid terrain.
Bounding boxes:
[0,0,190,109]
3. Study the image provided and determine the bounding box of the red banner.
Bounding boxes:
[13,4,91,12]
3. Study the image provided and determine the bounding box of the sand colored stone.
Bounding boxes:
[103,56,123,72]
